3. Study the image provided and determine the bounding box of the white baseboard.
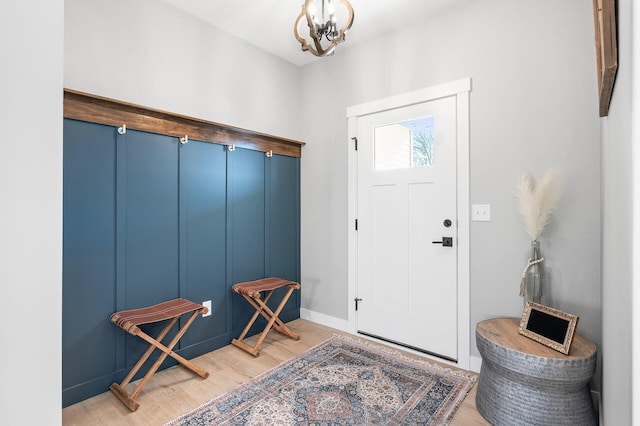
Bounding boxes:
[469,355,482,373]
[300,308,351,332]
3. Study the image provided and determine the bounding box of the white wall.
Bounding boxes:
[0,1,63,424]
[300,0,602,385]
[634,4,640,424]
[601,0,635,423]
[65,0,302,141]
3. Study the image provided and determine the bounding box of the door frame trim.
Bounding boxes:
[346,78,471,369]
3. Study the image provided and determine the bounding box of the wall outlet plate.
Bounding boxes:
[202,300,212,317]
[472,204,491,221]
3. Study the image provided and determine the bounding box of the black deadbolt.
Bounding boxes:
[443,219,452,228]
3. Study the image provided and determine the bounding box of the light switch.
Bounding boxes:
[472,204,491,221]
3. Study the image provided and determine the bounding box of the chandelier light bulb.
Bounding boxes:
[327,0,335,16]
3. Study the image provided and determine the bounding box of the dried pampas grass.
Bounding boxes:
[515,169,562,240]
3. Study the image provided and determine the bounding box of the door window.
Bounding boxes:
[373,116,434,171]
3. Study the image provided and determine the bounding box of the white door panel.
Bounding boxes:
[357,95,458,360]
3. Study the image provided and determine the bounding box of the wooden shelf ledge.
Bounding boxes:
[63,89,305,158]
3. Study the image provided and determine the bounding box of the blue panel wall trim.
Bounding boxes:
[180,140,228,346]
[229,147,266,284]
[124,130,180,309]
[63,120,301,407]
[115,127,127,370]
[229,148,267,331]
[63,120,117,390]
[122,130,182,369]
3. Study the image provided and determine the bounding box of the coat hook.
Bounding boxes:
[117,124,127,135]
[180,135,188,144]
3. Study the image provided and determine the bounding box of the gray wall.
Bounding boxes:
[299,0,602,382]
[0,0,63,424]
[64,0,302,141]
[600,0,634,424]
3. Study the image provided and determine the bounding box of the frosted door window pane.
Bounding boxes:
[374,117,435,170]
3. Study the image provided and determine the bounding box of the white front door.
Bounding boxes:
[356,95,458,361]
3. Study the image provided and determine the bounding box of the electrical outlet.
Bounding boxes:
[202,300,212,317]
[472,204,491,222]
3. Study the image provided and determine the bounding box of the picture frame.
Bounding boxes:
[518,302,579,355]
[592,0,618,117]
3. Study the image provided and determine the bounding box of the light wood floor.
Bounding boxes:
[62,319,490,425]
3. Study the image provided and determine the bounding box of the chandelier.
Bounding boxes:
[294,0,355,57]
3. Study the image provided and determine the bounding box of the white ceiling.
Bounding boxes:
[162,0,456,67]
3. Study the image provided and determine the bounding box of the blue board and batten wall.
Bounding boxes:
[62,98,302,407]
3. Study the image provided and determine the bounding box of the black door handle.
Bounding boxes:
[432,237,453,247]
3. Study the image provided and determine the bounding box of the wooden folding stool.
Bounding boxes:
[109,298,209,411]
[231,277,301,356]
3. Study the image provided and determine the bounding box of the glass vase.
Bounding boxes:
[524,240,542,304]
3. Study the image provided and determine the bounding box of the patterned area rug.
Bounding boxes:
[166,335,477,425]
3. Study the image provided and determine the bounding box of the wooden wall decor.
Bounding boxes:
[63,89,305,157]
[592,0,618,117]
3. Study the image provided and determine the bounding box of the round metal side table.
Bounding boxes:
[475,318,597,426]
